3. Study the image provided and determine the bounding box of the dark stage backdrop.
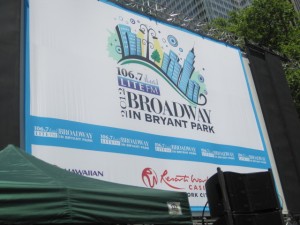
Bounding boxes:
[0,0,22,149]
[247,44,300,216]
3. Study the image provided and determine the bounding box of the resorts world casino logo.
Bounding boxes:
[141,168,208,191]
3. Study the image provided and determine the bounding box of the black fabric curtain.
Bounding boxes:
[0,0,21,149]
[246,44,300,216]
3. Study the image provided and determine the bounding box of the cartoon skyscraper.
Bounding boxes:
[193,82,200,103]
[167,50,179,79]
[171,63,182,85]
[187,80,200,103]
[116,24,138,57]
[178,48,195,93]
[187,80,194,100]
[128,32,137,55]
[116,25,131,57]
[136,38,142,56]
[161,53,170,73]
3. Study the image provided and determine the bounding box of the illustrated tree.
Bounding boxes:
[151,49,161,64]
[210,0,300,116]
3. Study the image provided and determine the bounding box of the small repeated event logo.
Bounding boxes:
[33,126,93,142]
[107,16,215,134]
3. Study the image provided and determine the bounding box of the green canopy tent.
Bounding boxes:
[0,145,192,225]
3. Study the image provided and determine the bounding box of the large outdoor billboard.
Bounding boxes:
[25,0,274,211]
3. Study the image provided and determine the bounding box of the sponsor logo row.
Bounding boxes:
[66,167,208,194]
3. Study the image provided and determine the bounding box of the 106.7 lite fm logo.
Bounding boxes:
[107,16,214,133]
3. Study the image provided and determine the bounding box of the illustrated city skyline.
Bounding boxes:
[115,24,203,105]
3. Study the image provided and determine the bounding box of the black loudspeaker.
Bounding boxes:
[213,211,284,225]
[205,168,280,217]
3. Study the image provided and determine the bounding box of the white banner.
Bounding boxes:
[25,0,272,211]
